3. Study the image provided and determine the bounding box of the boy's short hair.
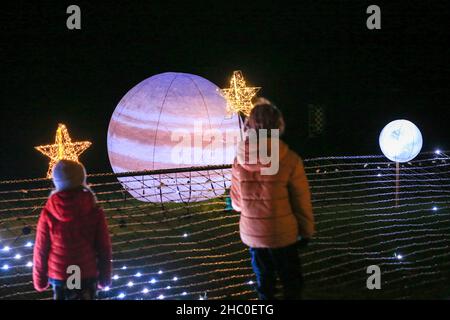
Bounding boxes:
[245,98,285,135]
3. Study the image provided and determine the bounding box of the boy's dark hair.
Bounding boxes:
[244,98,285,135]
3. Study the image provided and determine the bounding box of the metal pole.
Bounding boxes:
[238,113,244,141]
[395,162,400,207]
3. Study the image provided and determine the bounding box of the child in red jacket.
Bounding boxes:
[33,160,112,300]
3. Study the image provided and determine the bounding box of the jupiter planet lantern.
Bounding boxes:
[107,72,241,202]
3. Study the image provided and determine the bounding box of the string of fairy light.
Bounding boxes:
[1,152,450,299]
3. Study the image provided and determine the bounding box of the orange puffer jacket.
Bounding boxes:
[230,138,315,248]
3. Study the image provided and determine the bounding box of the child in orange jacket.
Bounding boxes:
[230,100,315,299]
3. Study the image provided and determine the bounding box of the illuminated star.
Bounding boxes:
[35,123,91,178]
[220,70,261,116]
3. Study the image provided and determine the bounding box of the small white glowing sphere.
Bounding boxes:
[379,120,423,163]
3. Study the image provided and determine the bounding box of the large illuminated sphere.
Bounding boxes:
[379,119,423,163]
[107,72,241,202]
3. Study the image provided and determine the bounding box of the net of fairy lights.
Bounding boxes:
[1,152,450,300]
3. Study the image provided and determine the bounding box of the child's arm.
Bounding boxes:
[33,210,51,292]
[230,160,242,212]
[95,207,112,289]
[288,156,315,239]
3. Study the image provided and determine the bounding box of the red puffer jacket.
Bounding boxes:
[33,188,112,292]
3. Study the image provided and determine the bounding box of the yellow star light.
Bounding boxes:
[220,70,261,116]
[35,123,92,178]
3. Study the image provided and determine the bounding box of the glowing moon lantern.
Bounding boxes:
[107,72,241,203]
[379,119,423,163]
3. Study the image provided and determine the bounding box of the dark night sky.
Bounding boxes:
[1,1,449,179]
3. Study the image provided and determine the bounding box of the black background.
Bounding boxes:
[1,1,449,179]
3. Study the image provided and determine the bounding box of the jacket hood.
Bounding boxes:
[45,188,96,222]
[236,137,289,172]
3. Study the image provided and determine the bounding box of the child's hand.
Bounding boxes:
[34,281,50,292]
